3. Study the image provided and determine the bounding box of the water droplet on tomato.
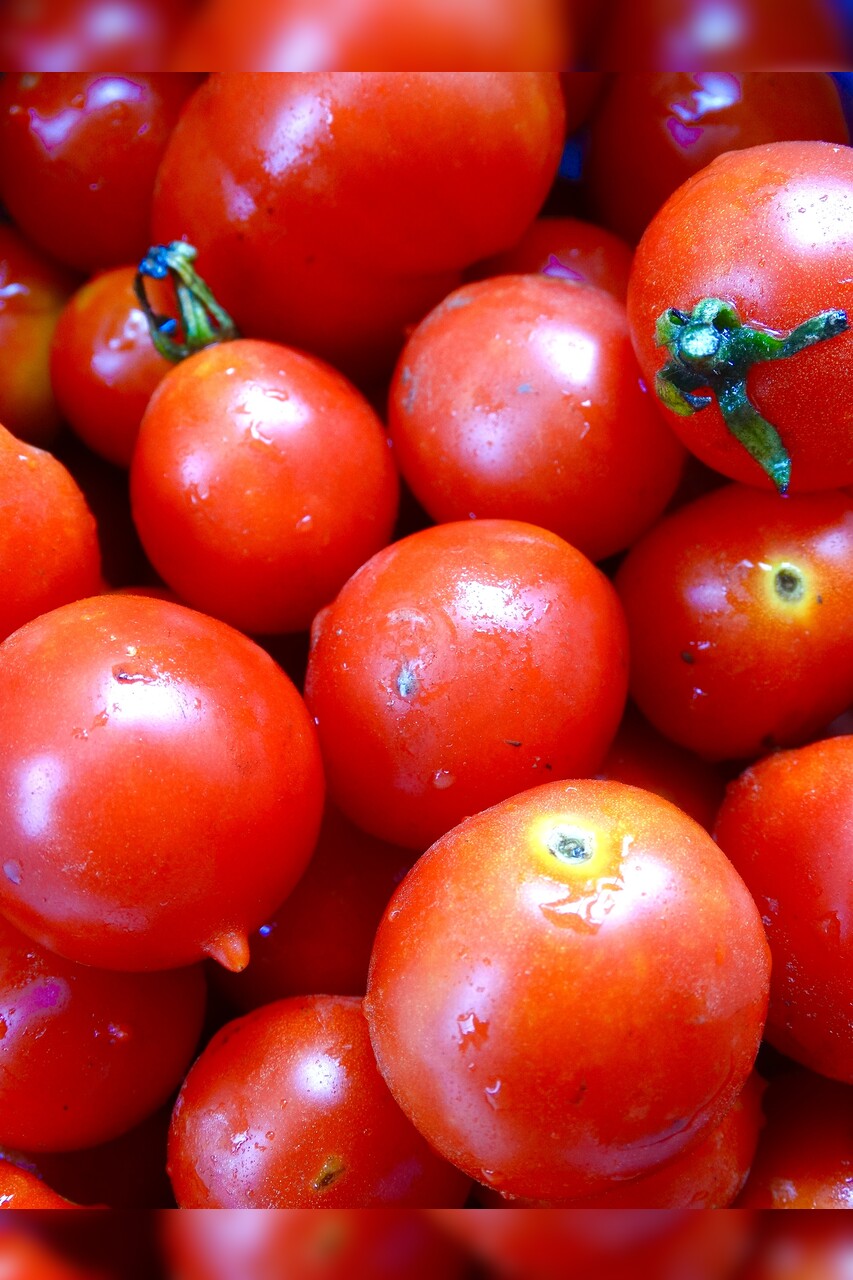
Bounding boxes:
[433,769,455,790]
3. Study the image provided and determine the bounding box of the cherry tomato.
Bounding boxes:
[615,485,853,760]
[366,779,770,1200]
[715,735,853,1082]
[388,276,684,562]
[737,1068,853,1208]
[0,1162,80,1209]
[0,224,78,448]
[50,266,172,468]
[173,0,570,70]
[586,73,848,245]
[468,214,633,301]
[628,141,853,494]
[213,806,415,1013]
[130,338,399,635]
[0,73,199,273]
[168,995,471,1208]
[0,593,324,972]
[305,519,628,850]
[151,73,565,377]
[0,423,102,645]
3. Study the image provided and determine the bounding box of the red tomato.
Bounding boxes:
[0,73,199,272]
[715,736,853,1082]
[50,266,172,469]
[0,224,78,448]
[0,423,102,644]
[468,214,633,301]
[0,914,205,1152]
[168,995,471,1208]
[173,0,570,70]
[130,338,399,635]
[213,806,416,1013]
[305,519,628,849]
[365,780,770,1200]
[0,1162,80,1209]
[388,276,684,562]
[162,1207,471,1280]
[628,141,853,493]
[616,485,853,760]
[0,594,324,972]
[586,73,848,246]
[151,73,565,377]
[737,1068,853,1208]
[0,1233,101,1280]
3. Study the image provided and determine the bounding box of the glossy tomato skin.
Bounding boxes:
[130,339,399,635]
[389,276,683,562]
[0,915,205,1153]
[50,266,171,469]
[305,520,629,850]
[0,0,196,71]
[0,224,78,448]
[213,806,416,1013]
[168,995,471,1208]
[365,779,770,1201]
[151,73,565,376]
[586,73,848,245]
[616,485,853,760]
[0,425,103,644]
[0,594,324,972]
[715,736,853,1082]
[0,72,199,273]
[737,1068,853,1208]
[467,214,633,301]
[628,141,853,492]
[173,0,570,70]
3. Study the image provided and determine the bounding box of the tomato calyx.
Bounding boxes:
[654,297,849,494]
[134,240,239,362]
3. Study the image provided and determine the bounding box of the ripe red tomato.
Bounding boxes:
[715,735,853,1082]
[616,485,853,760]
[151,73,565,376]
[0,224,78,448]
[737,1068,853,1208]
[628,141,853,493]
[168,995,471,1207]
[388,275,684,562]
[305,519,628,849]
[586,73,848,246]
[50,266,171,469]
[130,338,399,635]
[0,73,198,274]
[365,779,770,1200]
[0,423,102,644]
[0,0,196,71]
[0,1162,79,1209]
[0,594,324,972]
[468,214,633,301]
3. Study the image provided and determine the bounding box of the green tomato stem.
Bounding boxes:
[134,241,239,362]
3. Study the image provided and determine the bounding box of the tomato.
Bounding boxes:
[213,806,415,1013]
[467,214,633,301]
[0,224,78,448]
[737,1068,853,1208]
[0,73,199,273]
[173,0,570,70]
[0,1233,100,1280]
[586,73,848,245]
[162,1207,471,1280]
[151,73,565,377]
[50,266,172,469]
[365,779,770,1200]
[388,276,684,562]
[0,424,102,645]
[168,995,471,1208]
[130,337,399,635]
[615,485,853,761]
[0,1162,80,1209]
[715,735,853,1082]
[305,519,628,850]
[0,594,324,972]
[628,141,853,493]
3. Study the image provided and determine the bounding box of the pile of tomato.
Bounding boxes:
[0,70,851,1216]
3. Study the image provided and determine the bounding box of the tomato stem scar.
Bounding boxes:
[545,826,594,863]
[654,297,848,494]
[135,240,239,362]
